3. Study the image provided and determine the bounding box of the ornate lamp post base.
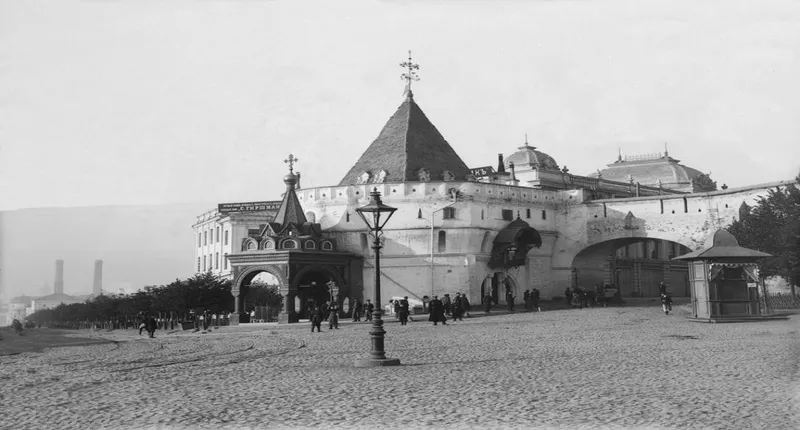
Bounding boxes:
[353,311,401,368]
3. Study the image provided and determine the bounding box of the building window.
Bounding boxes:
[443,207,456,219]
[215,252,219,269]
[481,209,484,220]
[198,233,202,247]
[418,209,423,219]
[322,241,333,251]
[502,209,513,221]
[346,212,350,222]
[197,257,201,272]
[216,227,220,243]
[438,231,446,252]
[304,240,316,250]
[224,253,228,269]
[204,231,208,246]
[541,210,547,220]
[283,240,297,249]
[224,230,229,245]
[203,255,207,271]
[526,208,531,219]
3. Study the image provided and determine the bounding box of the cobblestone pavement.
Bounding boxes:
[1,304,798,429]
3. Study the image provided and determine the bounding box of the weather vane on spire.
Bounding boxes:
[400,50,420,97]
[284,153,298,173]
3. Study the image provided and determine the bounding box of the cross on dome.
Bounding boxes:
[284,154,298,173]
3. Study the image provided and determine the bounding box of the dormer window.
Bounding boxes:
[358,171,372,184]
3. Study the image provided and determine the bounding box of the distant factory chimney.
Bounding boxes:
[54,259,64,295]
[93,260,103,296]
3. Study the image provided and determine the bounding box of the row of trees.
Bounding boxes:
[727,175,800,296]
[26,273,282,326]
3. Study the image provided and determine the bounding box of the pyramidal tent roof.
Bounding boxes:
[673,229,772,261]
[273,173,307,228]
[339,94,472,185]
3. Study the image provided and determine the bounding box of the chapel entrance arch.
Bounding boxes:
[232,265,289,323]
[291,264,348,320]
[571,237,692,298]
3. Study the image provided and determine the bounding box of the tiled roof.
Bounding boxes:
[273,176,307,230]
[339,95,471,185]
[588,156,707,192]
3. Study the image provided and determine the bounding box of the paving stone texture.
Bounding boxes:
[1,303,798,429]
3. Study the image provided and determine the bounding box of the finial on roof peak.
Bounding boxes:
[664,142,669,158]
[283,154,299,189]
[400,50,420,98]
[617,147,623,162]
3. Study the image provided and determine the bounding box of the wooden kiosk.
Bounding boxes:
[673,229,773,323]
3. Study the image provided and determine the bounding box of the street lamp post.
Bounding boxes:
[353,188,401,367]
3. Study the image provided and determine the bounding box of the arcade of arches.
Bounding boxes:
[571,238,692,297]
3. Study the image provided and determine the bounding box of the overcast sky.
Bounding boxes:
[0,0,798,211]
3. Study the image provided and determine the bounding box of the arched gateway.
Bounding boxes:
[226,166,362,324]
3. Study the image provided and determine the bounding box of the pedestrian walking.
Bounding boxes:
[565,287,573,307]
[328,301,339,330]
[523,290,531,311]
[442,294,452,316]
[310,305,323,332]
[398,296,411,325]
[506,291,515,312]
[459,293,471,318]
[452,292,464,321]
[428,295,447,325]
[572,287,583,309]
[352,298,363,322]
[531,287,541,312]
[364,299,374,321]
[483,292,494,313]
[659,281,668,296]
[661,292,673,315]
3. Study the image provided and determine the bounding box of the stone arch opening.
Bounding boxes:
[571,237,692,298]
[292,264,348,319]
[232,265,288,323]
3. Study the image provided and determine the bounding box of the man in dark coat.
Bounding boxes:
[428,295,447,325]
[565,287,573,307]
[523,290,531,311]
[531,288,541,312]
[442,294,452,316]
[398,296,410,325]
[364,299,374,321]
[328,301,339,330]
[483,292,493,313]
[352,298,362,322]
[145,316,158,338]
[452,292,464,321]
[459,293,471,318]
[310,305,324,332]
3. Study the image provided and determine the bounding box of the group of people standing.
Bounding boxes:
[523,288,541,312]
[426,293,471,325]
[309,300,348,332]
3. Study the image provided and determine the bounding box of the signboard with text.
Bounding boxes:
[218,201,282,214]
[469,166,495,178]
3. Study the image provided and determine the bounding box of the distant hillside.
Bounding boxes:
[0,202,215,298]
